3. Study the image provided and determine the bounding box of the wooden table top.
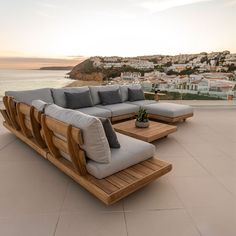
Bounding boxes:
[113,120,177,142]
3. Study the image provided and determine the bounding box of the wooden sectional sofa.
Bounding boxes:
[0,85,193,204]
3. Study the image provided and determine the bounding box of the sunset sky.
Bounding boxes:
[0,0,235,59]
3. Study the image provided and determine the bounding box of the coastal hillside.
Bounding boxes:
[69,52,236,82]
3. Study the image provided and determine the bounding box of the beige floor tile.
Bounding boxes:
[61,181,123,213]
[217,176,236,196]
[126,209,200,236]
[0,160,69,217]
[0,131,16,150]
[154,138,191,158]
[0,214,58,236]
[188,206,236,236]
[195,155,236,177]
[162,157,210,177]
[55,212,127,236]
[124,177,183,211]
[0,139,42,162]
[170,176,235,208]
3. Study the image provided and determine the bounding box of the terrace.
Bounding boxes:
[0,105,236,236]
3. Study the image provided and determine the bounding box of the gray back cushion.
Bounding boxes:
[89,85,120,105]
[98,89,122,105]
[119,84,141,102]
[45,104,111,163]
[51,86,89,108]
[5,88,54,105]
[64,90,93,109]
[98,117,120,148]
[128,88,145,101]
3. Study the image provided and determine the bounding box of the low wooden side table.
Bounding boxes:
[113,119,177,143]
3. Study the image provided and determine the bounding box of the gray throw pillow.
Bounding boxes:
[64,90,93,109]
[99,117,120,148]
[98,89,122,105]
[128,88,145,101]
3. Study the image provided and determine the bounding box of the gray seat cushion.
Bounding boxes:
[126,100,156,107]
[5,88,54,105]
[119,84,142,102]
[51,86,89,108]
[89,85,120,105]
[97,103,139,117]
[86,133,155,179]
[145,102,194,118]
[45,104,111,163]
[76,107,111,118]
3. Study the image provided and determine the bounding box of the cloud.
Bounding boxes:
[224,0,236,6]
[138,0,213,12]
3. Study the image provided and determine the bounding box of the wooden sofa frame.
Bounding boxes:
[0,96,172,205]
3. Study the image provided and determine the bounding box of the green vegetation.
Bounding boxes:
[158,91,224,100]
[136,107,149,122]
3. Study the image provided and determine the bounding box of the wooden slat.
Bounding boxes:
[45,117,83,146]
[52,136,69,154]
[132,163,154,175]
[142,160,160,171]
[19,103,31,117]
[123,168,144,179]
[114,171,138,184]
[24,118,32,131]
[106,175,129,188]
[87,176,119,194]
[0,109,12,126]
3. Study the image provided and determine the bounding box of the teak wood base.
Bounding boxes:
[149,113,194,123]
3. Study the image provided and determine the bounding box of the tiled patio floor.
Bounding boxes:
[0,108,236,236]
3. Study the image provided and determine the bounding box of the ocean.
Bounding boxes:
[0,69,74,100]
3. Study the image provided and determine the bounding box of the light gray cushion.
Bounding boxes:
[98,89,122,105]
[97,103,139,116]
[51,86,89,108]
[99,117,120,148]
[64,90,93,109]
[76,107,111,118]
[5,88,54,106]
[119,84,141,102]
[126,100,156,107]
[32,100,49,112]
[145,103,194,118]
[86,133,155,179]
[45,104,111,163]
[89,85,120,105]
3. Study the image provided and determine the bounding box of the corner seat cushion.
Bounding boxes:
[126,100,156,107]
[97,103,139,117]
[145,102,194,118]
[51,86,89,108]
[76,107,111,118]
[45,104,111,163]
[5,88,54,105]
[86,133,155,179]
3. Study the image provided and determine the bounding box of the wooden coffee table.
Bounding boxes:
[113,120,177,142]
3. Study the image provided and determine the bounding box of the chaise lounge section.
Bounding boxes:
[0,98,172,204]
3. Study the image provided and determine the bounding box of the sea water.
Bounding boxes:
[0,69,74,100]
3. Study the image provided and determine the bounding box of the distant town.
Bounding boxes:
[69,51,236,100]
